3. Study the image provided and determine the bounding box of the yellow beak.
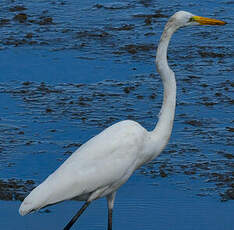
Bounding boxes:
[193,16,227,25]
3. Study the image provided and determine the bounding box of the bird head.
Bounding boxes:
[170,11,226,28]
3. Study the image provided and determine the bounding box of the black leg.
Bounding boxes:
[108,207,113,230]
[106,192,116,230]
[63,201,90,230]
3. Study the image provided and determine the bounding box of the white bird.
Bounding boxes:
[19,11,226,230]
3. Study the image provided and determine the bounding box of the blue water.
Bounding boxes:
[1,176,234,230]
[0,0,233,229]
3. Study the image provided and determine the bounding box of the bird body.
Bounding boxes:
[19,11,226,230]
[19,120,166,216]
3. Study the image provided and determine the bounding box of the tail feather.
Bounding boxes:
[19,178,52,216]
[19,171,78,215]
[19,159,86,216]
[19,199,35,216]
[19,185,45,216]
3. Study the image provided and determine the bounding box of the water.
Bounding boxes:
[1,176,234,230]
[0,0,233,229]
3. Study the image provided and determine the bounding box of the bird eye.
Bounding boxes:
[189,17,195,22]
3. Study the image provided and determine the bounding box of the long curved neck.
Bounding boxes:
[151,21,177,149]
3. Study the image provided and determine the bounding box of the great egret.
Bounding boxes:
[19,11,226,230]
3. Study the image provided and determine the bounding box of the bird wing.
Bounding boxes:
[19,120,148,215]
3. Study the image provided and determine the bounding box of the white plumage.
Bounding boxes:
[19,120,151,215]
[19,11,226,230]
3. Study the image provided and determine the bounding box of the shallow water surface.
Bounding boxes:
[1,176,234,230]
[0,0,233,229]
